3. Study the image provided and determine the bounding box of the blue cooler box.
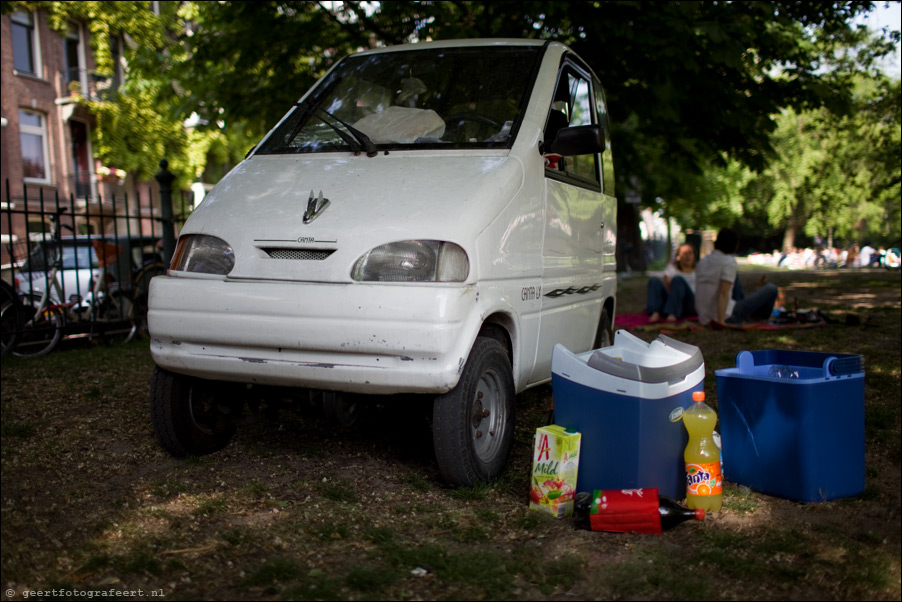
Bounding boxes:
[552,331,705,499]
[716,350,865,502]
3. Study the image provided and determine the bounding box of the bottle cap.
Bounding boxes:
[692,391,705,402]
[695,508,706,521]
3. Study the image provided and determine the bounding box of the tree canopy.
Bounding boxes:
[747,76,900,251]
[5,1,900,259]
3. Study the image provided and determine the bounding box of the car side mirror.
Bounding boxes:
[547,125,605,156]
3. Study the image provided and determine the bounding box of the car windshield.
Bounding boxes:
[257,45,543,155]
[21,243,99,271]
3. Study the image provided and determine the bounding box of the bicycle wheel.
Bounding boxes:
[97,289,137,346]
[13,296,64,358]
[133,262,165,338]
[1,280,24,356]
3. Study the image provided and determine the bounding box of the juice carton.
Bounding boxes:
[529,425,581,517]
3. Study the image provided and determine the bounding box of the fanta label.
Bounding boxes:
[685,462,723,496]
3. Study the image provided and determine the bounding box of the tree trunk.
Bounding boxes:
[616,200,645,272]
[782,201,807,253]
[782,223,797,253]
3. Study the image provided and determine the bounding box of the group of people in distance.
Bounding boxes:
[646,228,779,326]
[747,243,900,270]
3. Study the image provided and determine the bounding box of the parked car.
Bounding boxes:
[148,38,618,485]
[16,235,162,304]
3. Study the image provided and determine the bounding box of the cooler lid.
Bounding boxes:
[587,334,704,384]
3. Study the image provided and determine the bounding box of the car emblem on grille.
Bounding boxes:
[303,190,331,224]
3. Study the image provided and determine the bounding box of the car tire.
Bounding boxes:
[593,306,614,349]
[321,390,362,428]
[432,337,515,486]
[149,366,243,457]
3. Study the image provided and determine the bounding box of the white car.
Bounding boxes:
[148,39,618,485]
[16,238,100,304]
[17,235,161,304]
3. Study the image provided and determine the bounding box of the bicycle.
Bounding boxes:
[12,209,137,358]
[131,257,167,338]
[1,278,24,356]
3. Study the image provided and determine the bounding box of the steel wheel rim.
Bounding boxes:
[471,368,506,463]
[188,385,217,436]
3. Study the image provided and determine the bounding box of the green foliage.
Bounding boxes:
[5,1,251,187]
[4,0,898,246]
[306,2,895,265]
[82,79,186,182]
[665,153,757,231]
[173,1,356,135]
[173,2,890,180]
[25,1,169,74]
[721,74,901,250]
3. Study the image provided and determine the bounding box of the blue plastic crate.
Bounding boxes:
[716,350,865,502]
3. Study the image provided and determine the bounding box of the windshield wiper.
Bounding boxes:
[293,101,378,157]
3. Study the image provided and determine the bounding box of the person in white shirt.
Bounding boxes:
[646,243,697,322]
[695,228,779,325]
[859,243,876,268]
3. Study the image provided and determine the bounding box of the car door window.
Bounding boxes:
[62,245,99,270]
[594,77,615,195]
[544,67,599,187]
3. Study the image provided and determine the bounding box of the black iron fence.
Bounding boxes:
[1,179,191,305]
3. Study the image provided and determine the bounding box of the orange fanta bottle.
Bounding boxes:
[683,391,723,512]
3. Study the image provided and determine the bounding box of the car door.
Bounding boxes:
[531,61,613,382]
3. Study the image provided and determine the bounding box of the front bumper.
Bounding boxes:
[148,275,481,394]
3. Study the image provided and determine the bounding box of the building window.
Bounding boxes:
[11,10,42,78]
[63,23,86,92]
[109,36,124,94]
[19,109,51,184]
[27,220,51,236]
[70,120,92,198]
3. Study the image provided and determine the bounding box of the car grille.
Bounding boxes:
[264,248,335,261]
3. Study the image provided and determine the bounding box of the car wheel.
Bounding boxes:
[593,306,614,349]
[149,366,243,457]
[433,337,515,486]
[321,390,362,428]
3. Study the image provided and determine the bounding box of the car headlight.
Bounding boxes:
[170,234,235,275]
[351,240,469,282]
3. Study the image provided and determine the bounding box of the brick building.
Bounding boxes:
[1,6,163,268]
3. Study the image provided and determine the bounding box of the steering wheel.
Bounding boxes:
[444,112,502,129]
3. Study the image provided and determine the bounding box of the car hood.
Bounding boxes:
[181,152,524,282]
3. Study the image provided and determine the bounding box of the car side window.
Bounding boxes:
[543,66,600,188]
[593,77,615,195]
[61,245,99,270]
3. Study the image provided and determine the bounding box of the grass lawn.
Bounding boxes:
[2,267,899,601]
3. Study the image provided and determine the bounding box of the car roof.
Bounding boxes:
[354,38,557,57]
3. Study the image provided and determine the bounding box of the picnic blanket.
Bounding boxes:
[614,312,828,334]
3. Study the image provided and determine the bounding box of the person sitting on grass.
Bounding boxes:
[695,228,779,326]
[646,243,697,323]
